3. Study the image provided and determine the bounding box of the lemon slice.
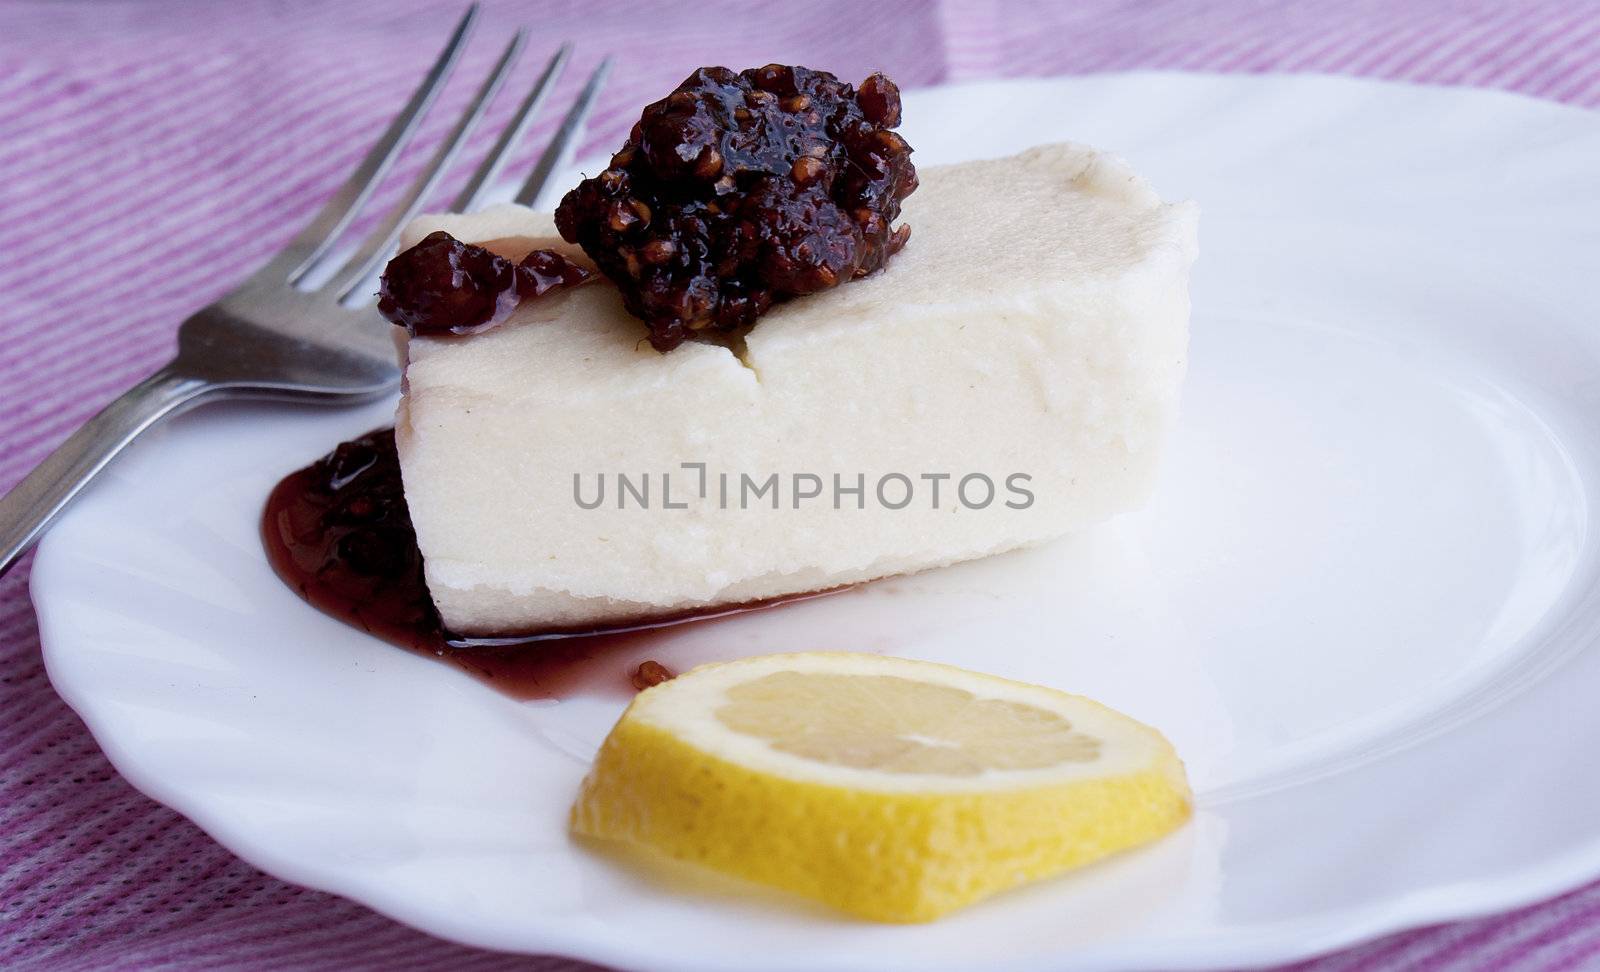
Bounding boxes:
[571,652,1191,922]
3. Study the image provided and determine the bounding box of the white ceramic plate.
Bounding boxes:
[31,72,1600,971]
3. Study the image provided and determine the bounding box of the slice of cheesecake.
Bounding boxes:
[395,143,1198,636]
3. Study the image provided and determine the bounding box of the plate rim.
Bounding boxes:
[34,608,1600,972]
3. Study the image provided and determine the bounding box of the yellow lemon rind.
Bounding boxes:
[571,707,1192,923]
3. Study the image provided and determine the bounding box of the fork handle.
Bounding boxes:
[0,364,213,577]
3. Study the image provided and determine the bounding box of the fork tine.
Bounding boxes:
[512,56,613,208]
[328,30,527,303]
[451,43,571,214]
[283,5,478,286]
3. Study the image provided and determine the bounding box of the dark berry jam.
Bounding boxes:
[262,430,841,699]
[377,231,591,337]
[554,64,917,352]
[631,660,676,690]
[263,429,436,650]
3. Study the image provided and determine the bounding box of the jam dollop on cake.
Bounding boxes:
[378,231,591,337]
[554,64,918,352]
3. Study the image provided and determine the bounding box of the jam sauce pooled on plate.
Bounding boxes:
[262,429,832,699]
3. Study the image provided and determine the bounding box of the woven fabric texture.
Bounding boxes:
[3,1,1599,968]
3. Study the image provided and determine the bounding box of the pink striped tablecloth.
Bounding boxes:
[2,1,1598,969]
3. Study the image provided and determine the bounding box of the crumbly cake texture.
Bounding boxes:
[396,143,1198,635]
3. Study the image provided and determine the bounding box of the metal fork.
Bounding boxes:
[0,6,612,576]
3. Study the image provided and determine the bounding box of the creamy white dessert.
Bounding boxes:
[395,143,1197,635]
